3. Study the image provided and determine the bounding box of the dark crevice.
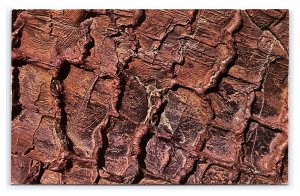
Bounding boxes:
[56,61,70,81]
[51,61,75,153]
[242,120,252,145]
[11,58,28,68]
[132,10,146,28]
[11,10,24,49]
[12,30,23,49]
[93,173,100,184]
[132,130,153,184]
[199,137,208,152]
[82,33,95,61]
[235,171,242,184]
[11,67,22,120]
[232,14,244,33]
[97,121,109,169]
[131,169,144,184]
[106,9,117,24]
[63,158,73,172]
[12,10,23,29]
[59,62,74,152]
[170,83,203,97]
[58,91,74,152]
[153,100,168,126]
[171,57,185,78]
[180,159,198,184]
[106,31,122,38]
[138,130,153,169]
[24,162,45,184]
[115,72,127,112]
[32,163,46,184]
[279,148,288,181]
[189,10,199,25]
[23,144,35,156]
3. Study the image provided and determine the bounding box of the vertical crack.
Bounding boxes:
[180,160,198,184]
[23,161,45,184]
[49,59,74,172]
[132,10,146,28]
[97,118,110,169]
[115,72,127,113]
[131,129,153,184]
[11,67,22,120]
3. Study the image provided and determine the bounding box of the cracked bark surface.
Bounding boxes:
[11,9,288,185]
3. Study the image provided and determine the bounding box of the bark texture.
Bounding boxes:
[11,9,288,185]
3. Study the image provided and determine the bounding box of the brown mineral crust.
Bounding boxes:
[11,9,288,185]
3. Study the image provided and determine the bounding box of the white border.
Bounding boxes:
[1,1,299,196]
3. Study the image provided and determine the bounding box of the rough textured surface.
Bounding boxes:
[11,9,288,185]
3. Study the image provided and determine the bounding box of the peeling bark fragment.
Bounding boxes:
[113,10,145,28]
[11,9,288,185]
[228,12,272,86]
[98,118,150,183]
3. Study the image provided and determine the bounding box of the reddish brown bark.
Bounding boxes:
[11,9,288,185]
